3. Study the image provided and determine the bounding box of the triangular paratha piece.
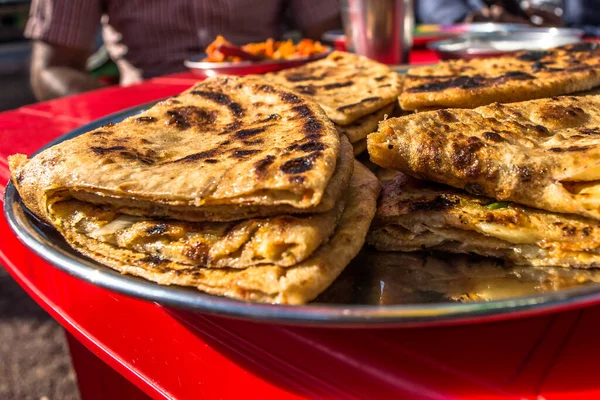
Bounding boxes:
[336,103,395,144]
[265,51,402,125]
[368,95,600,220]
[368,174,600,268]
[400,43,600,111]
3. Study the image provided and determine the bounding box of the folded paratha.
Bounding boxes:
[10,76,353,222]
[51,194,345,270]
[336,103,395,144]
[368,174,600,268]
[264,51,402,125]
[369,95,600,220]
[50,162,380,304]
[400,43,600,111]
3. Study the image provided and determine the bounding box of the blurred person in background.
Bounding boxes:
[26,0,341,101]
[415,0,590,28]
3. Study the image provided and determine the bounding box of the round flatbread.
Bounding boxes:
[10,76,350,222]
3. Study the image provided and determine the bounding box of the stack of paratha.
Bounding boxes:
[368,94,600,268]
[9,75,380,304]
[264,51,403,156]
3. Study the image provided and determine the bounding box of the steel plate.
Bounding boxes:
[184,48,332,78]
[6,99,600,328]
[429,30,583,60]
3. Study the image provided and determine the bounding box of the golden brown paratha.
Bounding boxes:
[10,76,353,222]
[264,51,402,125]
[368,95,600,220]
[400,43,600,111]
[336,103,395,144]
[51,162,380,304]
[50,194,345,269]
[368,174,600,268]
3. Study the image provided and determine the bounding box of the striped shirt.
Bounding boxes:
[25,0,340,84]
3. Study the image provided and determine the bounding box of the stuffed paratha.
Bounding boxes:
[50,162,380,304]
[368,174,600,268]
[265,52,402,125]
[400,43,600,111]
[336,103,395,144]
[50,194,345,270]
[369,95,600,220]
[10,76,353,222]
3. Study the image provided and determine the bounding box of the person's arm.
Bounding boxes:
[30,41,104,101]
[416,0,473,24]
[563,0,600,35]
[25,0,103,101]
[289,0,342,40]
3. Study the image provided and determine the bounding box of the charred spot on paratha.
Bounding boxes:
[165,106,217,129]
[284,71,327,83]
[118,150,157,165]
[231,149,261,158]
[407,72,533,93]
[534,103,589,128]
[323,81,353,90]
[242,139,263,146]
[451,138,485,178]
[579,128,600,135]
[517,51,552,62]
[407,196,457,212]
[258,113,280,122]
[145,223,168,235]
[182,242,209,264]
[190,90,244,117]
[171,149,219,163]
[138,255,167,266]
[234,127,268,139]
[337,97,381,112]
[437,110,457,123]
[295,85,317,95]
[482,131,504,142]
[254,155,275,176]
[135,116,157,123]
[280,153,320,174]
[90,145,126,155]
[516,166,533,183]
[549,145,594,153]
[279,91,303,104]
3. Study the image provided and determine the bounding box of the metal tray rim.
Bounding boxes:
[6,100,600,328]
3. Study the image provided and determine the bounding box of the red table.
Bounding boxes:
[3,52,600,400]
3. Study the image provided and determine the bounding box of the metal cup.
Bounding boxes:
[341,0,414,65]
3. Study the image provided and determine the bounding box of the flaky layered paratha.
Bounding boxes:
[400,43,600,111]
[10,76,353,222]
[51,194,345,270]
[264,52,402,125]
[368,174,600,268]
[369,95,600,220]
[337,103,395,144]
[49,162,380,304]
